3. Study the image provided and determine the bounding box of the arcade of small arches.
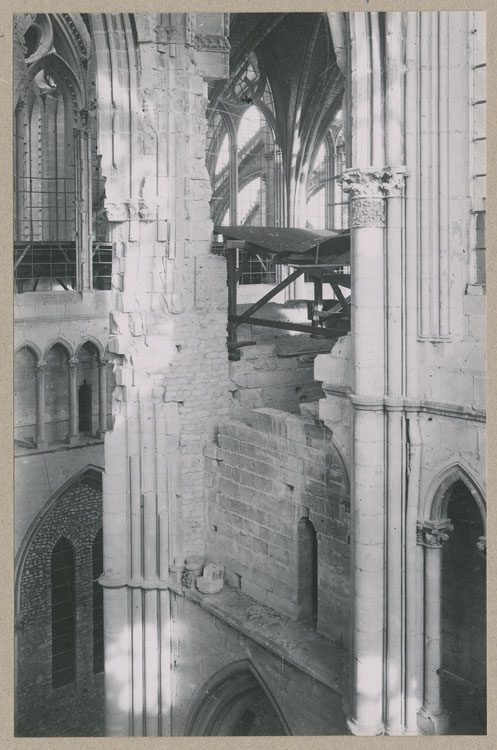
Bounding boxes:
[14,338,113,450]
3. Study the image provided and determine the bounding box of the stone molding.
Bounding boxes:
[403,399,486,423]
[23,14,54,66]
[194,33,230,53]
[61,13,90,60]
[331,388,486,423]
[348,393,384,411]
[416,519,454,548]
[98,574,185,593]
[340,166,407,228]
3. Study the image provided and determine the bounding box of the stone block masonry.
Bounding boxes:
[229,323,333,421]
[206,406,350,642]
[171,591,348,735]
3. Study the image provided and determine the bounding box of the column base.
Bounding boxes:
[68,435,79,446]
[417,707,449,735]
[385,724,406,736]
[347,716,385,736]
[36,440,47,450]
[97,430,107,440]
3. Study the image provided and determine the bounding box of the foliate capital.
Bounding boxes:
[476,536,486,554]
[340,166,407,228]
[416,519,454,548]
[340,166,407,199]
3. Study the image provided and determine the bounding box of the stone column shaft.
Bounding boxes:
[98,360,107,437]
[384,171,407,735]
[35,364,46,448]
[68,359,79,444]
[417,519,453,734]
[424,545,443,713]
[349,404,385,736]
[385,408,404,734]
[104,586,132,735]
[159,589,173,735]
[342,167,389,736]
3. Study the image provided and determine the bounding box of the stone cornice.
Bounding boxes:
[322,388,485,423]
[403,399,486,423]
[98,574,183,594]
[348,393,384,411]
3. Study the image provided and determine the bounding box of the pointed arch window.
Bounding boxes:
[14,14,110,293]
[207,52,279,286]
[51,537,76,688]
[15,65,77,291]
[305,109,348,232]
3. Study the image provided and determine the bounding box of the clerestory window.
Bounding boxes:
[14,14,111,293]
[207,52,279,286]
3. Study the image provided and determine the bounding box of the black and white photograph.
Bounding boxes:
[12,10,486,738]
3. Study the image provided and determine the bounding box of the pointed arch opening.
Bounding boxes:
[419,466,486,735]
[45,343,70,443]
[441,480,486,734]
[77,341,100,435]
[184,660,290,736]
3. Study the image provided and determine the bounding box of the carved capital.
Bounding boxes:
[476,536,486,554]
[381,166,408,197]
[341,166,407,198]
[340,166,407,228]
[348,197,385,228]
[416,519,454,548]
